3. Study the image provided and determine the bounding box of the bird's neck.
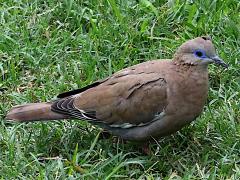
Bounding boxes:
[175,63,208,73]
[172,62,209,86]
[173,54,209,70]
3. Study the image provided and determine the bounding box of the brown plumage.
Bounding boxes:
[6,36,228,141]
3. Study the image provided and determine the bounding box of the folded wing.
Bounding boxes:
[52,67,168,129]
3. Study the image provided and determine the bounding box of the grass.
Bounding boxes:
[0,0,239,179]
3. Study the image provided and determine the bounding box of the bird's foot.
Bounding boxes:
[141,142,152,155]
[99,130,112,139]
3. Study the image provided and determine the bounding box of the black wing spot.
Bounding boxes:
[201,36,211,41]
[126,78,166,99]
[57,81,102,98]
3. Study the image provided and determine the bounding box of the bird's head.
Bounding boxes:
[174,36,228,68]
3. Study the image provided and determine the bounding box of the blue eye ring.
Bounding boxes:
[194,49,207,58]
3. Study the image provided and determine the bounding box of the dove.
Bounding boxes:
[6,36,228,141]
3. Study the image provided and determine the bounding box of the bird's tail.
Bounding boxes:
[6,103,69,122]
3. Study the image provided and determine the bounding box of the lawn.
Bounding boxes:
[0,0,239,179]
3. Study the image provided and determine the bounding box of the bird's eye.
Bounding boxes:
[194,50,207,58]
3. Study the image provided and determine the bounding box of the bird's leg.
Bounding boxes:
[99,130,112,139]
[99,130,128,144]
[141,141,152,155]
[112,136,128,144]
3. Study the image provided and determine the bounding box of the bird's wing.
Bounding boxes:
[52,61,168,128]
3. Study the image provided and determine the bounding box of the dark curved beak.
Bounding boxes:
[211,56,229,68]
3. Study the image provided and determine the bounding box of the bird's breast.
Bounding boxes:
[166,67,209,122]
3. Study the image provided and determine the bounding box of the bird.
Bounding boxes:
[6,36,228,141]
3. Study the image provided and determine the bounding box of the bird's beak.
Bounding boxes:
[211,56,229,68]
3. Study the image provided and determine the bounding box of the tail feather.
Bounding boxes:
[6,103,69,122]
